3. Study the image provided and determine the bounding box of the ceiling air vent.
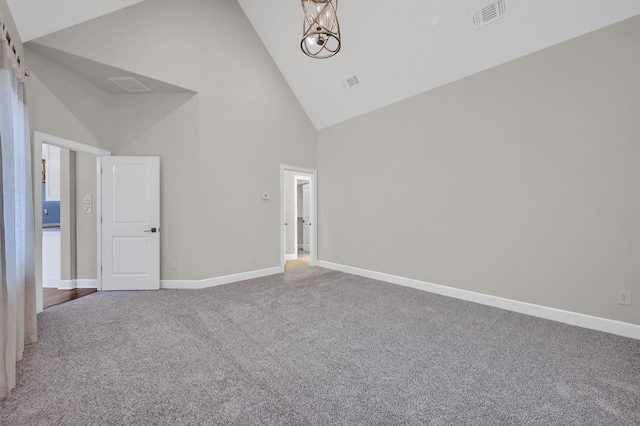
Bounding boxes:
[472,0,508,30]
[343,75,361,91]
[107,77,151,92]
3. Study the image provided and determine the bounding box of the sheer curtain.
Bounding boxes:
[0,20,36,398]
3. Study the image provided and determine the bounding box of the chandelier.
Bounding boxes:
[300,0,341,59]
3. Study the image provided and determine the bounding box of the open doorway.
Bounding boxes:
[34,131,110,312]
[280,165,317,272]
[285,174,311,271]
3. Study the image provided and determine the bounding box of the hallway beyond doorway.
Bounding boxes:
[285,249,310,271]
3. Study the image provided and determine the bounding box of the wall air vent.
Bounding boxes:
[107,77,152,92]
[472,0,508,30]
[343,75,361,91]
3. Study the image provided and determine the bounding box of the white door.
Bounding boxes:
[302,183,311,252]
[101,156,160,290]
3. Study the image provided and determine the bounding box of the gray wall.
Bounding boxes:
[10,0,638,326]
[25,0,317,281]
[26,51,109,287]
[75,151,96,280]
[318,16,640,325]
[25,50,113,148]
[59,149,76,281]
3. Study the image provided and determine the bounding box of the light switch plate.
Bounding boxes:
[84,194,92,203]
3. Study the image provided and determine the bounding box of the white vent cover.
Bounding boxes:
[343,75,361,91]
[107,77,151,92]
[472,0,508,30]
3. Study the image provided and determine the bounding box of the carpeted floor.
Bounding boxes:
[1,267,639,424]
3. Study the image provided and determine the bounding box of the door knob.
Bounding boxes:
[144,227,159,233]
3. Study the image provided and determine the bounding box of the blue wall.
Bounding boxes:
[42,183,60,225]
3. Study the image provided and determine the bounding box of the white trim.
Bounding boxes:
[293,174,310,258]
[58,279,77,290]
[95,156,103,291]
[286,253,298,261]
[34,131,110,157]
[76,279,98,289]
[42,279,97,290]
[280,165,317,270]
[33,131,111,312]
[316,260,640,340]
[160,266,283,290]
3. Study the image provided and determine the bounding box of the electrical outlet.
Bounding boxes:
[618,290,632,306]
[83,204,92,213]
[170,261,178,271]
[251,254,257,263]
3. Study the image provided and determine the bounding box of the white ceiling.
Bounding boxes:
[6,0,144,42]
[7,0,640,129]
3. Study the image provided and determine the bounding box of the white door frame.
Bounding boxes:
[280,164,317,269]
[33,131,111,312]
[293,174,310,254]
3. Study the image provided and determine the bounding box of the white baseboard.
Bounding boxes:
[43,279,97,289]
[286,254,297,261]
[160,266,284,290]
[316,260,640,340]
[76,279,98,289]
[58,280,76,290]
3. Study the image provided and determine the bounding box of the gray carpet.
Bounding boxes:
[1,267,639,425]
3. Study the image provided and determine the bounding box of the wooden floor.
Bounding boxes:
[285,251,310,271]
[43,288,97,309]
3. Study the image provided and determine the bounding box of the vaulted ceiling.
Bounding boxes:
[7,0,640,129]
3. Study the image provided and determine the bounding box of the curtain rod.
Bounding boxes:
[0,18,30,77]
